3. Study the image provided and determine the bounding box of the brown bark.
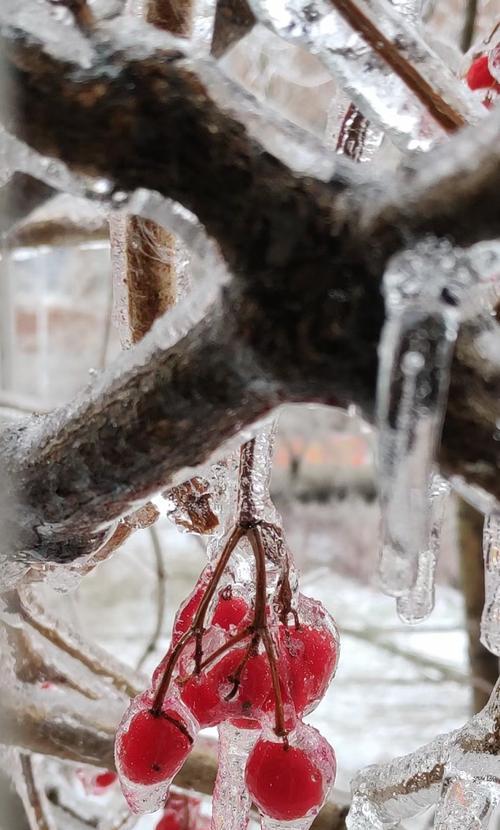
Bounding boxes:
[0,23,499,564]
[457,499,499,712]
[0,173,54,236]
[211,0,255,58]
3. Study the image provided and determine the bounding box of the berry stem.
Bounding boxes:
[238,438,259,526]
[178,626,253,680]
[249,527,288,741]
[150,525,244,715]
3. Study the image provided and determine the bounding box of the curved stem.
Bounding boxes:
[249,526,288,740]
[150,525,244,714]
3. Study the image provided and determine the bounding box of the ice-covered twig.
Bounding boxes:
[248,0,483,151]
[16,587,143,698]
[480,512,500,657]
[348,677,500,830]
[136,525,167,670]
[18,754,56,830]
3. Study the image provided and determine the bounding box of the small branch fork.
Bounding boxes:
[150,438,292,742]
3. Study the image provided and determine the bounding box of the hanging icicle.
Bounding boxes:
[396,473,451,624]
[376,239,476,598]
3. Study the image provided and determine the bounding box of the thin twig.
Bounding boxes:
[136,525,167,670]
[19,754,54,830]
[329,0,466,131]
[16,587,142,699]
[460,0,478,53]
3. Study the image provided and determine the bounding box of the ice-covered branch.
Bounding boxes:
[0,8,499,567]
[348,678,500,830]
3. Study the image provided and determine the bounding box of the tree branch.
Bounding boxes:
[0,14,499,565]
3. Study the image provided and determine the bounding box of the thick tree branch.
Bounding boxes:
[0,17,499,564]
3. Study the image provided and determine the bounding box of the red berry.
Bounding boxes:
[245,740,326,820]
[466,55,495,90]
[280,624,338,714]
[117,708,192,785]
[92,771,118,791]
[181,648,272,727]
[229,717,261,729]
[212,592,250,631]
[172,578,209,646]
[156,814,181,830]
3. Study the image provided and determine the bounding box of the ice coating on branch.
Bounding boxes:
[0,0,94,65]
[348,678,500,830]
[248,0,483,151]
[377,240,476,597]
[396,474,450,624]
[195,57,339,181]
[434,773,500,830]
[480,513,500,656]
[212,721,258,830]
[238,422,277,525]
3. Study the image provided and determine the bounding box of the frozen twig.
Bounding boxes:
[348,678,500,830]
[19,754,55,830]
[136,525,167,670]
[16,587,144,699]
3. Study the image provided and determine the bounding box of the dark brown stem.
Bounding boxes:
[150,525,244,714]
[328,0,465,131]
[238,439,258,527]
[224,632,259,701]
[2,24,500,566]
[249,526,288,740]
[192,626,253,675]
[335,102,372,160]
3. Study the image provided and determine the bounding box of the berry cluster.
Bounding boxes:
[115,439,339,823]
[464,31,500,108]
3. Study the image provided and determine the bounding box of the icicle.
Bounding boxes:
[396,474,450,624]
[377,240,476,597]
[211,721,259,830]
[480,512,500,656]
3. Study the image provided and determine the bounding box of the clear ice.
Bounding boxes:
[348,677,500,830]
[377,240,476,597]
[247,0,483,152]
[480,512,500,657]
[396,474,451,624]
[211,721,258,830]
